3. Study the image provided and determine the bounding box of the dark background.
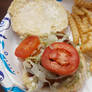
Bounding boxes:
[0,0,12,91]
[0,0,12,21]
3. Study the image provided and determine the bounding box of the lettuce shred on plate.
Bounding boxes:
[22,33,87,92]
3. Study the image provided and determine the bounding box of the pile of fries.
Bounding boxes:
[68,0,92,57]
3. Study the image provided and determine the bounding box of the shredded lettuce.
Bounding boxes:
[40,34,58,47]
[25,33,71,64]
[40,33,71,47]
[23,33,79,92]
[25,49,44,63]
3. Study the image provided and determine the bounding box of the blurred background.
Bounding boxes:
[0,0,12,21]
[0,0,12,91]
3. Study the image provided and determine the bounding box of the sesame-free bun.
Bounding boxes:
[8,0,68,36]
[8,0,30,17]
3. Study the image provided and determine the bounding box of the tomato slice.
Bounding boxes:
[41,42,80,75]
[15,36,40,59]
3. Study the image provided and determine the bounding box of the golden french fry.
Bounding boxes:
[83,18,92,32]
[72,13,88,34]
[75,0,92,9]
[74,0,83,6]
[81,7,92,25]
[82,1,92,9]
[88,32,92,40]
[72,5,85,15]
[82,17,89,27]
[72,13,81,28]
[81,40,92,57]
[80,33,88,44]
[74,0,92,57]
[82,17,89,33]
[88,8,92,12]
[68,12,80,45]
[89,26,92,32]
[80,23,89,34]
[81,32,92,56]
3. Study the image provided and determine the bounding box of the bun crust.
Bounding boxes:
[8,0,68,36]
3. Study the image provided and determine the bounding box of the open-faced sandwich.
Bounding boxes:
[8,0,88,92]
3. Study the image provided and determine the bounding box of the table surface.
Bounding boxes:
[0,1,12,91]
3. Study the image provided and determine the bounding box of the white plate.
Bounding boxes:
[0,0,92,92]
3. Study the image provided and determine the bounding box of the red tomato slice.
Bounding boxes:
[41,42,80,75]
[15,36,40,59]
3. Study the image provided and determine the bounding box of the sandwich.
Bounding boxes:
[8,0,87,92]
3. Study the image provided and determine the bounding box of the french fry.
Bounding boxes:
[81,40,92,57]
[81,7,92,25]
[80,23,89,34]
[72,5,85,15]
[75,0,92,9]
[82,17,89,33]
[80,33,88,44]
[89,26,92,32]
[82,1,92,9]
[68,12,79,45]
[72,13,82,28]
[88,32,92,40]
[74,0,84,6]
[72,13,88,34]
[74,0,92,57]
[81,31,92,55]
[82,17,89,27]
[83,18,92,32]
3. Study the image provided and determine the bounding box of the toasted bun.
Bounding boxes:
[8,0,68,36]
[8,0,30,17]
